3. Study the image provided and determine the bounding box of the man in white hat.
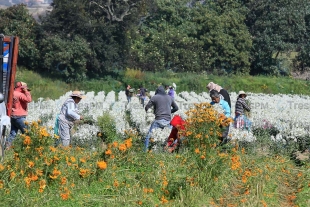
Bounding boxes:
[56,91,84,147]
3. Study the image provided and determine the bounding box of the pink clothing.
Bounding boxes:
[207,82,222,92]
[11,87,32,117]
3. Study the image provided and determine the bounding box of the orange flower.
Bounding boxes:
[97,161,107,170]
[113,180,119,187]
[118,144,127,151]
[124,138,132,148]
[0,180,4,189]
[49,168,61,179]
[60,192,70,200]
[161,195,168,204]
[10,171,16,180]
[60,177,67,185]
[200,155,205,159]
[105,149,112,155]
[79,168,90,178]
[23,136,31,145]
[28,161,35,168]
[194,148,200,154]
[112,141,118,147]
[0,164,5,172]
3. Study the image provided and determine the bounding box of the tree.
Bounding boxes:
[128,0,252,74]
[0,4,40,68]
[244,0,310,75]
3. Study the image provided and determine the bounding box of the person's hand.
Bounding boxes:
[80,116,84,120]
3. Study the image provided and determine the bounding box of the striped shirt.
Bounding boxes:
[235,98,250,115]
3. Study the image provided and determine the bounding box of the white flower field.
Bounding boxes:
[27,90,310,147]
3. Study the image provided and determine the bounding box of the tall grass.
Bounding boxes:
[15,68,310,100]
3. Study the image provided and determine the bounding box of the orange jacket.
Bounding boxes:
[11,87,32,117]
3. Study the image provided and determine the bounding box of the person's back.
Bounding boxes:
[145,86,178,121]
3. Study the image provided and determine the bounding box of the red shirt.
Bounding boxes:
[11,87,32,117]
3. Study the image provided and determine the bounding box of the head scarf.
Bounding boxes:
[207,82,222,92]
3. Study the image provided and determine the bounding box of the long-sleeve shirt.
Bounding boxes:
[59,98,80,123]
[210,99,231,118]
[145,87,178,121]
[11,88,32,117]
[235,98,251,115]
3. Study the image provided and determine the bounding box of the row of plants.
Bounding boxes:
[1,103,310,206]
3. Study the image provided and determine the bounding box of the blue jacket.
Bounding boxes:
[210,99,231,118]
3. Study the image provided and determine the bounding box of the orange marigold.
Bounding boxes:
[118,144,127,151]
[97,161,107,170]
[105,149,112,155]
[23,136,31,145]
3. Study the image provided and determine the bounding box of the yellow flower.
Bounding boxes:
[97,161,107,170]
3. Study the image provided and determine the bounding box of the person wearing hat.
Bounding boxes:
[234,91,251,129]
[207,82,231,108]
[56,91,84,147]
[6,82,32,149]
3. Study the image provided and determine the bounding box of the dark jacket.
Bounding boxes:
[219,89,231,108]
[145,86,178,121]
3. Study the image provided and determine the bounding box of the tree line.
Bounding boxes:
[0,0,309,81]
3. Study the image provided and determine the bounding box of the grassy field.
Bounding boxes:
[15,67,310,100]
[1,104,310,206]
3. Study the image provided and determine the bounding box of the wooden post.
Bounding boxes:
[7,37,19,117]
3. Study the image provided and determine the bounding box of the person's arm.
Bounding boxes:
[145,98,153,112]
[19,90,32,103]
[67,102,81,120]
[171,100,179,113]
[222,101,231,118]
[240,99,251,111]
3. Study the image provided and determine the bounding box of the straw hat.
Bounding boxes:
[70,91,85,99]
[238,91,247,97]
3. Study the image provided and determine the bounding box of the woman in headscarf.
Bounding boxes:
[234,91,251,130]
[207,82,231,108]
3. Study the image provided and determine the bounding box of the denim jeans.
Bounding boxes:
[7,116,26,143]
[144,119,171,151]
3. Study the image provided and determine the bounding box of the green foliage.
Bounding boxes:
[39,35,91,82]
[0,4,40,68]
[129,0,252,74]
[97,112,120,143]
[245,0,310,75]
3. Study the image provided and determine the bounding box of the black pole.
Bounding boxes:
[0,34,4,94]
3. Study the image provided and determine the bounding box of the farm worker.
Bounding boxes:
[207,82,231,108]
[234,91,251,130]
[165,85,169,94]
[210,90,231,144]
[168,85,175,100]
[139,85,147,107]
[56,91,84,147]
[6,82,32,149]
[144,85,179,151]
[164,115,186,153]
[125,85,132,103]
